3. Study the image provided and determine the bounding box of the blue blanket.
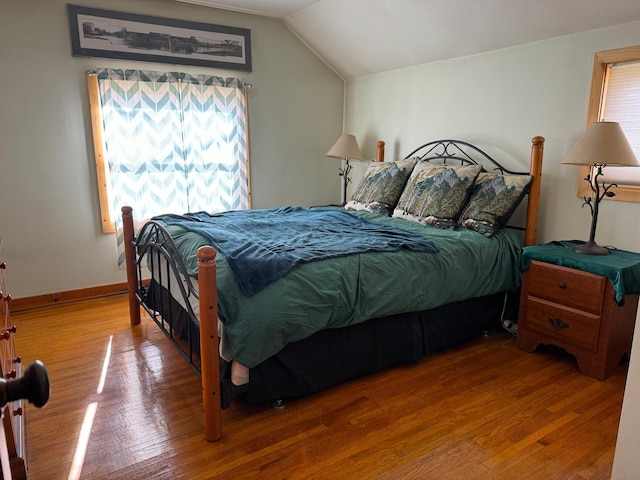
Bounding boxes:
[156,206,438,296]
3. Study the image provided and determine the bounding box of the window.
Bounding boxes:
[581,46,640,202]
[87,68,251,235]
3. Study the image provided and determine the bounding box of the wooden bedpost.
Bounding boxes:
[376,140,385,162]
[524,136,545,247]
[121,206,140,326]
[197,246,222,442]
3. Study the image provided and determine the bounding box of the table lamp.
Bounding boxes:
[561,121,639,255]
[326,134,362,204]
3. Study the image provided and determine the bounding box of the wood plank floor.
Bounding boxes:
[10,295,627,479]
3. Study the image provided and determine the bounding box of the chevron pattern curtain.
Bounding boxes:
[94,69,249,267]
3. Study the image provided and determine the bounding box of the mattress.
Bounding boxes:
[155,208,524,368]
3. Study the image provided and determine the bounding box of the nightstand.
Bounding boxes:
[516,242,640,380]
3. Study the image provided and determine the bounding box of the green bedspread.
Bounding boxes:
[156,206,438,296]
[159,208,524,368]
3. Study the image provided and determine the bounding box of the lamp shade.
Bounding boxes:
[561,121,639,167]
[326,134,362,160]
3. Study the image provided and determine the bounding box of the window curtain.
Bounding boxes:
[600,62,640,186]
[94,68,249,267]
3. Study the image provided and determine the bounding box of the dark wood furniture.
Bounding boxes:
[0,260,25,480]
[517,259,639,380]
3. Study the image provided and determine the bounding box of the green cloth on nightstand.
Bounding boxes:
[522,241,640,305]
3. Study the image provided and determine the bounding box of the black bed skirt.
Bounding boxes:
[145,280,507,404]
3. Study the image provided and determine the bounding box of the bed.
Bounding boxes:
[122,136,545,441]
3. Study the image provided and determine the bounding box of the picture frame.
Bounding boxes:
[66,4,252,72]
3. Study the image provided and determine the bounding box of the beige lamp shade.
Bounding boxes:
[561,121,639,167]
[326,134,362,160]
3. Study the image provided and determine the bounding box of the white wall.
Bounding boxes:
[0,0,344,298]
[347,23,640,252]
[613,327,640,479]
[345,22,640,479]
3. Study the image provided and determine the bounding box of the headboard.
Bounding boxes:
[373,137,544,246]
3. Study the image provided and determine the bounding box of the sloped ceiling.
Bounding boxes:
[175,0,640,79]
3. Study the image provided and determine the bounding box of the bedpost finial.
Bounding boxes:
[376,140,385,163]
[197,246,218,263]
[531,136,545,146]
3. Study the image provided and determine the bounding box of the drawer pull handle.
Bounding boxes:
[549,318,569,330]
[558,282,566,289]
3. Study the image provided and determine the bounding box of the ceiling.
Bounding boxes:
[175,0,640,78]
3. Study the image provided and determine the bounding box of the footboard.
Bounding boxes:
[121,207,222,441]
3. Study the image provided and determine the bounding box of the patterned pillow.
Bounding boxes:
[458,173,533,237]
[345,158,417,215]
[392,162,482,228]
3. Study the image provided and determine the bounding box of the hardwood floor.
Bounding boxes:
[11,295,627,479]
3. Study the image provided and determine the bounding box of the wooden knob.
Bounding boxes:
[0,360,50,409]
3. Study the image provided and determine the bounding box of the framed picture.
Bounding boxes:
[66,4,252,71]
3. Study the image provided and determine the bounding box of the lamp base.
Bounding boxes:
[572,240,610,256]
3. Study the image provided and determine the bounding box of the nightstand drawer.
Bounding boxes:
[526,297,601,352]
[527,261,606,314]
